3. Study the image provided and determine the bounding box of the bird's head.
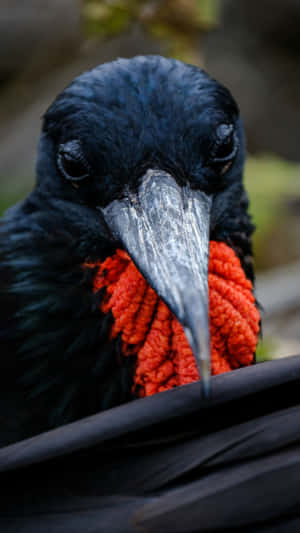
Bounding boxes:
[33,55,258,400]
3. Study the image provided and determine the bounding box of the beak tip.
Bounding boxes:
[201,374,211,399]
[186,328,211,401]
[198,356,211,400]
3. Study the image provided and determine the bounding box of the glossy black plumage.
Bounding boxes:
[0,56,254,435]
[1,55,298,532]
[1,356,300,532]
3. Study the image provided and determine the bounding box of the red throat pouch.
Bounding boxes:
[88,241,260,398]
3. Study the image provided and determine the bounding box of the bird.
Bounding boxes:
[1,55,300,533]
[0,55,261,442]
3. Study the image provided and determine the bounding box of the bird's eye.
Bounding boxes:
[57,140,90,182]
[210,124,238,175]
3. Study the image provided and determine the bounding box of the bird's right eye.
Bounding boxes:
[57,140,90,182]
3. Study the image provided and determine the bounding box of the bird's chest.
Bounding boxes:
[86,241,260,398]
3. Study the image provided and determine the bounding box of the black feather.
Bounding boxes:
[0,56,254,438]
[1,356,300,532]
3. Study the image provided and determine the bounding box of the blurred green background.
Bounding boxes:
[1,0,300,358]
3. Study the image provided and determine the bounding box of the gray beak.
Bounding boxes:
[101,169,212,397]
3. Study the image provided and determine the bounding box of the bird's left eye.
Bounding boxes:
[210,124,238,175]
[57,140,90,182]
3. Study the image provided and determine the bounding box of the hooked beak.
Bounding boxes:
[101,169,212,398]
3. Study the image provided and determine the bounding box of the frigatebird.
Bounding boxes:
[0,56,300,532]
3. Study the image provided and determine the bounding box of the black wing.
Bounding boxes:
[1,354,300,532]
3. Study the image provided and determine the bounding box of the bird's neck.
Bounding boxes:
[86,241,260,397]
